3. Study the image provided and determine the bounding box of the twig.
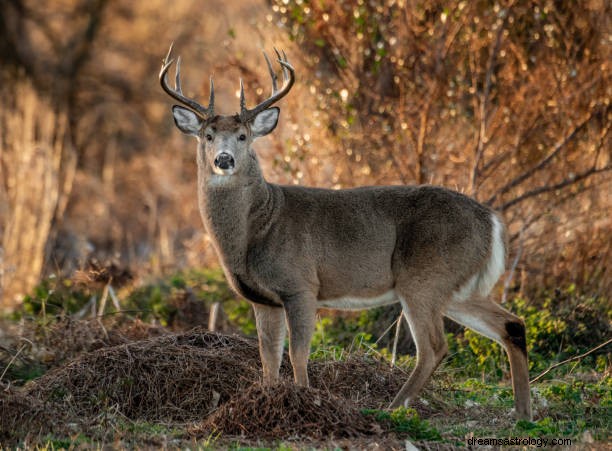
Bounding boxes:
[487,107,601,206]
[470,8,509,195]
[98,282,110,317]
[501,223,526,304]
[374,314,401,346]
[108,285,121,310]
[208,302,221,332]
[530,337,612,384]
[0,338,33,383]
[499,165,611,211]
[391,312,403,367]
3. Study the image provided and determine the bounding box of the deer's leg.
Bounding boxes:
[389,294,448,408]
[446,298,532,420]
[253,303,286,384]
[283,293,317,386]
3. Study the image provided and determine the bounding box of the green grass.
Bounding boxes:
[364,407,442,441]
[412,375,612,446]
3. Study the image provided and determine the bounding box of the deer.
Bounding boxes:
[159,44,532,421]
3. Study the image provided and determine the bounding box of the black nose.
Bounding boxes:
[214,153,235,170]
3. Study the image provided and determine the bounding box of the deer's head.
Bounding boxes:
[160,44,294,178]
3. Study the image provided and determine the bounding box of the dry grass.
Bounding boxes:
[0,324,409,446]
[194,381,381,440]
[34,317,167,364]
[0,384,61,443]
[309,355,406,409]
[26,329,263,422]
[1,318,609,449]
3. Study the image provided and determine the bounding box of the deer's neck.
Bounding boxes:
[197,167,278,275]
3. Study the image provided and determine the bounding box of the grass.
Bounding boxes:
[1,269,610,449]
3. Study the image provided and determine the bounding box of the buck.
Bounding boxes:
[159,44,532,420]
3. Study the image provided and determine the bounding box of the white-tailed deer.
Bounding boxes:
[160,44,532,420]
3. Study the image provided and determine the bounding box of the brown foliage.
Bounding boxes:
[0,385,62,444]
[196,381,381,439]
[0,0,609,309]
[1,326,408,444]
[309,355,405,408]
[37,317,166,364]
[26,329,264,422]
[0,321,418,443]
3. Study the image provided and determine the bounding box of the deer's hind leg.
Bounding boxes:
[446,297,532,420]
[389,288,448,408]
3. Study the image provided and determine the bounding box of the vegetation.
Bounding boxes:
[0,0,609,310]
[0,0,610,449]
[1,270,609,448]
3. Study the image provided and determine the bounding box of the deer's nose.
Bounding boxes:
[214,153,235,170]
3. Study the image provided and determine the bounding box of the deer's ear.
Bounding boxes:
[172,105,203,136]
[251,107,279,138]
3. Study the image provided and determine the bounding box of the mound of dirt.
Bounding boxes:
[38,317,168,365]
[0,385,62,443]
[310,355,405,408]
[26,329,265,422]
[196,381,381,440]
[2,326,408,445]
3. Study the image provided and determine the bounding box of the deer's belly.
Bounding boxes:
[317,290,398,310]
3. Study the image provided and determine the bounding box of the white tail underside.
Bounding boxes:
[452,213,505,303]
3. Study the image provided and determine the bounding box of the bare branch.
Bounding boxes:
[499,165,612,212]
[508,187,587,243]
[530,337,612,384]
[502,224,526,304]
[488,107,604,206]
[470,9,509,195]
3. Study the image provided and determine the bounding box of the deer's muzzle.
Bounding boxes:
[214,153,235,171]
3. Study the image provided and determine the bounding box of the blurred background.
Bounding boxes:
[0,0,610,312]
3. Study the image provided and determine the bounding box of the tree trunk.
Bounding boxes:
[0,78,76,311]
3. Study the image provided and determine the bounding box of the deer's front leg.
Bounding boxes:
[253,303,286,384]
[283,293,317,386]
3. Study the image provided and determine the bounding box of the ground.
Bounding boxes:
[0,316,609,450]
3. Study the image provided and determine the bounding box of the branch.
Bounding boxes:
[487,107,603,205]
[507,186,588,243]
[530,337,612,384]
[501,224,525,304]
[470,8,510,195]
[499,165,611,212]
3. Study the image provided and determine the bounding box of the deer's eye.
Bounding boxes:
[238,134,247,141]
[205,134,213,142]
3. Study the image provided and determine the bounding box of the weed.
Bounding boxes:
[364,407,442,441]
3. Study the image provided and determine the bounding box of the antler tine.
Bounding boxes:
[276,48,291,82]
[239,78,246,112]
[164,42,174,66]
[263,52,279,94]
[239,49,295,123]
[175,56,183,94]
[208,77,215,113]
[159,43,214,119]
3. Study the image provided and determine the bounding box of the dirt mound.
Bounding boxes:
[310,355,405,408]
[196,381,381,440]
[39,317,167,364]
[0,385,62,443]
[26,328,264,422]
[2,327,405,445]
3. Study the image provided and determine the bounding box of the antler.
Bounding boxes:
[239,48,295,123]
[159,43,214,119]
